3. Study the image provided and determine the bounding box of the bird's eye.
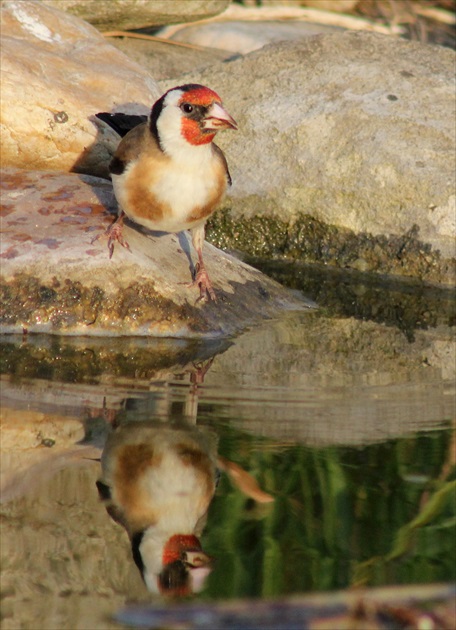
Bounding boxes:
[182,103,194,114]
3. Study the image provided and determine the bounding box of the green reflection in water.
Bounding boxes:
[203,424,455,598]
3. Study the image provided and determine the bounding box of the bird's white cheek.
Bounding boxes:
[156,103,188,157]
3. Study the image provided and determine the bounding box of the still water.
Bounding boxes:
[1,265,455,629]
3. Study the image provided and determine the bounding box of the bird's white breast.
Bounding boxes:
[114,143,224,233]
[153,154,218,224]
[140,448,211,534]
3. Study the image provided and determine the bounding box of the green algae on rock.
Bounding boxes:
[207,209,456,287]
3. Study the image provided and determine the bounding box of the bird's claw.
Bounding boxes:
[91,216,130,259]
[107,225,130,259]
[189,263,217,302]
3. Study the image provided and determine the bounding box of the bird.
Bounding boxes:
[96,84,237,301]
[96,421,218,596]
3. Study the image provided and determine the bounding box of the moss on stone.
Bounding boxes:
[207,209,455,286]
[0,274,209,334]
[249,260,456,342]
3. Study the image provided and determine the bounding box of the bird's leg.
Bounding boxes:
[194,248,216,302]
[189,225,216,302]
[106,211,131,259]
[92,211,131,259]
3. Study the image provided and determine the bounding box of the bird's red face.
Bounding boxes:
[177,85,237,146]
[150,83,237,170]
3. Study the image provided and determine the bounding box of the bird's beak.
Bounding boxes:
[204,102,238,131]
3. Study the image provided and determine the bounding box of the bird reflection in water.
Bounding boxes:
[95,358,273,596]
[96,420,217,596]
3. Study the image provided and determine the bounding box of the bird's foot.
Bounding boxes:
[92,214,131,259]
[190,263,217,302]
[107,220,131,259]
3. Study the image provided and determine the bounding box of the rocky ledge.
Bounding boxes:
[0,169,312,337]
[1,0,454,340]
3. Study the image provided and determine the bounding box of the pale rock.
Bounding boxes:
[0,1,160,178]
[165,20,341,54]
[301,0,359,11]
[109,36,232,81]
[162,32,456,284]
[252,0,358,7]
[0,408,84,450]
[40,0,230,32]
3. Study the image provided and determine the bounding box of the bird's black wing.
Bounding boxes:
[96,112,148,138]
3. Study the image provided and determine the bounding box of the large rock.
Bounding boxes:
[161,32,456,285]
[302,0,358,10]
[0,1,160,178]
[165,20,342,55]
[109,37,231,81]
[40,0,230,32]
[0,168,311,337]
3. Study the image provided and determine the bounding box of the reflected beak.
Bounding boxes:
[204,102,238,131]
[183,549,213,568]
[158,549,213,596]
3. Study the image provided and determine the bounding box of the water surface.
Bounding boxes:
[1,266,455,629]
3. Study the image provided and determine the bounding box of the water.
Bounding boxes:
[1,265,455,629]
